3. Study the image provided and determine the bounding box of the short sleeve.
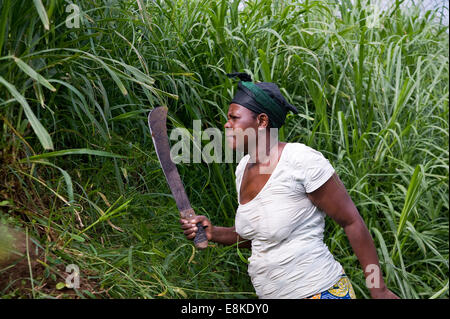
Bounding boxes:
[289,143,335,193]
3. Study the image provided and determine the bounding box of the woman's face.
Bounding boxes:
[224,103,260,152]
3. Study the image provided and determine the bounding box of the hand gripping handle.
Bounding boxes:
[182,209,208,249]
[193,222,208,249]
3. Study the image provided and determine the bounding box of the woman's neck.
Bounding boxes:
[246,129,281,165]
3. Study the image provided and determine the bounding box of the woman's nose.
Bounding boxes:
[224,120,231,129]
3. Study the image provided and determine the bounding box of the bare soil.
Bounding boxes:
[0,139,105,298]
[0,225,103,298]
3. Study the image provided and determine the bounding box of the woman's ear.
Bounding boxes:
[257,113,270,128]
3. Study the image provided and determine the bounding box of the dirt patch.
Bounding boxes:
[0,129,106,298]
[0,225,105,298]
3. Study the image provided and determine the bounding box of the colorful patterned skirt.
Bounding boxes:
[305,274,356,299]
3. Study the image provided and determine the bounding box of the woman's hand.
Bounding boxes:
[180,215,214,241]
[370,286,400,299]
[180,217,251,247]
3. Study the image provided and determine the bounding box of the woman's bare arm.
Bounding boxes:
[307,173,399,299]
[180,216,251,248]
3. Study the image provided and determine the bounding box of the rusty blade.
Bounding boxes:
[148,106,194,219]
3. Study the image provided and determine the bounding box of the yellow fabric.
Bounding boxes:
[306,275,356,299]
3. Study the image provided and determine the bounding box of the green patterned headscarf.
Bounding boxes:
[227,73,298,128]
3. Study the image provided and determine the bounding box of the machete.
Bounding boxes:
[148,106,208,249]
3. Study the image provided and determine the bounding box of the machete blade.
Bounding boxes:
[148,106,192,216]
[148,106,208,249]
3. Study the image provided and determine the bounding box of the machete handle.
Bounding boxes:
[181,208,208,249]
[194,222,208,249]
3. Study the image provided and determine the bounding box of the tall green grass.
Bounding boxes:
[0,0,448,298]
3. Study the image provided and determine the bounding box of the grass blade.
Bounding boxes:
[23,148,128,161]
[27,160,74,203]
[396,165,423,238]
[13,56,56,92]
[33,0,49,30]
[0,0,11,54]
[0,75,54,150]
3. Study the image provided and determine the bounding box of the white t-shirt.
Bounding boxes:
[235,142,344,299]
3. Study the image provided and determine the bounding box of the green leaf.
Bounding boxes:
[23,148,128,161]
[27,160,74,203]
[110,109,150,121]
[0,200,12,206]
[70,234,85,242]
[0,75,54,150]
[13,56,56,92]
[0,0,11,54]
[33,0,49,30]
[71,49,128,96]
[397,165,423,238]
[56,282,66,290]
[257,49,272,82]
[236,243,249,264]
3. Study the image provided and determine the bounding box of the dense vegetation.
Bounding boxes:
[0,0,448,299]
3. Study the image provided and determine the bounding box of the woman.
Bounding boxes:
[180,73,399,299]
